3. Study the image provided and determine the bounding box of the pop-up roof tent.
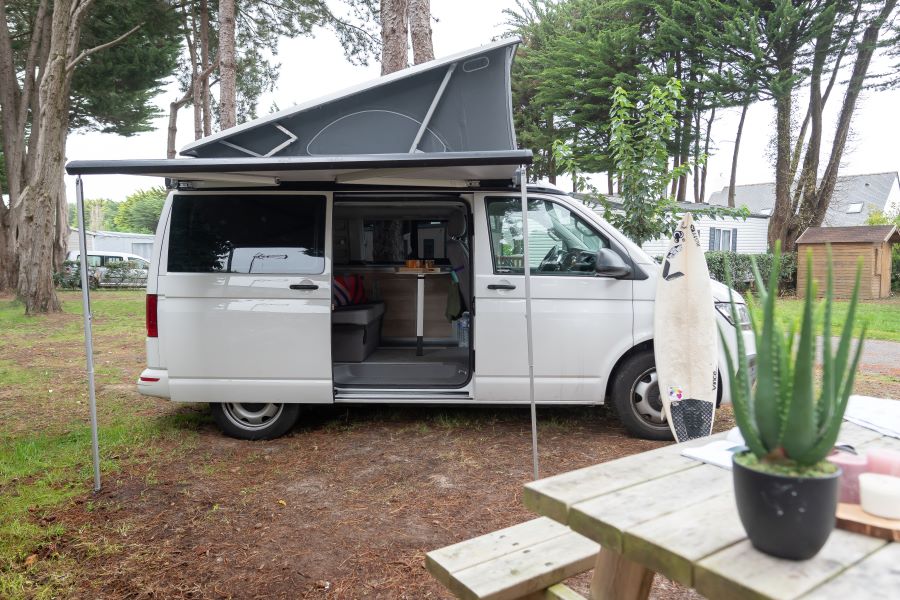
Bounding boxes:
[66,38,538,491]
[67,37,532,187]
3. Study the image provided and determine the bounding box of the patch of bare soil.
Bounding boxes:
[31,403,730,599]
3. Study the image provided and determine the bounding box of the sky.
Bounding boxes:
[64,0,900,205]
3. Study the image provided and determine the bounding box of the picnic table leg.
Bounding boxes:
[589,547,654,600]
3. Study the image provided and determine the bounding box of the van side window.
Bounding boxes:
[167,195,326,274]
[486,198,608,275]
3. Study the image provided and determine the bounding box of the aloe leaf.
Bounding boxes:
[782,251,817,460]
[818,246,835,432]
[720,327,766,457]
[799,323,867,465]
[832,259,863,398]
[722,255,763,455]
[753,250,782,449]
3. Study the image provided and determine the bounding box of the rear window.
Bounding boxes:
[167,195,326,274]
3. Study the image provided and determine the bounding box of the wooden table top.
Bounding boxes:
[523,421,900,600]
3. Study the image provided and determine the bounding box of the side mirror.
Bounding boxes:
[595,248,632,278]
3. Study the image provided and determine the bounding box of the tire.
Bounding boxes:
[211,402,300,440]
[611,350,674,441]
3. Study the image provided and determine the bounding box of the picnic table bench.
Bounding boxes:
[428,420,900,600]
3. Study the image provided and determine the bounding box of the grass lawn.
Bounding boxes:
[754,295,900,342]
[0,289,896,598]
[0,290,207,598]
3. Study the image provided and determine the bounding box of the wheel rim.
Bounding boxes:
[221,402,284,431]
[629,367,669,430]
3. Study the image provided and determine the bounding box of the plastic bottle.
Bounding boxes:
[458,311,470,348]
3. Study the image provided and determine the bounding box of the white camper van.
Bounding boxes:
[65,39,755,441]
[134,184,755,440]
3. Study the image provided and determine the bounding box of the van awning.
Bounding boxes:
[65,150,532,187]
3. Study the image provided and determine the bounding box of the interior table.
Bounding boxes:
[523,420,900,600]
[394,269,451,355]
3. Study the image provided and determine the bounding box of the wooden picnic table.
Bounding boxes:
[523,421,900,600]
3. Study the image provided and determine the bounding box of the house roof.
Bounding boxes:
[579,193,770,218]
[795,225,900,245]
[708,172,899,226]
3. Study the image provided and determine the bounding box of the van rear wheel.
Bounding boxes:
[212,402,300,440]
[611,350,674,441]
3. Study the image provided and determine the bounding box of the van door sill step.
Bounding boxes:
[335,390,473,403]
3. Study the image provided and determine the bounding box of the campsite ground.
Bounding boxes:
[1,291,898,599]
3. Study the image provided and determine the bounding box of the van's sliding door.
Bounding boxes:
[158,191,333,404]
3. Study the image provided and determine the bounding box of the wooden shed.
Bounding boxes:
[795,225,900,299]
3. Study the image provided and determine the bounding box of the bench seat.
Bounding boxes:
[426,517,598,600]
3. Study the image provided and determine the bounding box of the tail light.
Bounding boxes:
[146,294,158,338]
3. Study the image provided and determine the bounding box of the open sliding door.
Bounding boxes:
[158,191,334,404]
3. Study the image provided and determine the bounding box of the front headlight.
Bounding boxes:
[715,301,752,330]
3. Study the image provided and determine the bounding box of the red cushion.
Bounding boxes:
[333,275,367,306]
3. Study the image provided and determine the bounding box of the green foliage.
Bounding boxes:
[113,187,166,234]
[52,261,83,290]
[69,1,181,135]
[720,244,866,468]
[68,199,121,231]
[705,251,797,293]
[570,78,746,246]
[866,209,900,291]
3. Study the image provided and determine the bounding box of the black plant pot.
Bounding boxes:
[732,454,841,560]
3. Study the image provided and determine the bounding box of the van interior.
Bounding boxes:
[331,198,472,388]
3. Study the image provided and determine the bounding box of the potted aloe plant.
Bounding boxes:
[720,244,866,560]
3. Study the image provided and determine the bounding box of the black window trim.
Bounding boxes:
[167,193,328,275]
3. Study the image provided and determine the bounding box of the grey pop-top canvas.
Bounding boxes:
[180,38,520,160]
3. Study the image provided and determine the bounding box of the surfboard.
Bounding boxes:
[654,212,719,442]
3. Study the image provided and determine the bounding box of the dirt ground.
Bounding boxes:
[4,290,898,599]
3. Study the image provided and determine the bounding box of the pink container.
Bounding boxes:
[827,450,868,504]
[867,448,900,477]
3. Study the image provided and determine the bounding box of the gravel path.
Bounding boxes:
[818,337,900,376]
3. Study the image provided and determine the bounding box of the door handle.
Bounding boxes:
[290,283,319,290]
[487,283,516,290]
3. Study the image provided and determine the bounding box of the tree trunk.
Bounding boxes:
[700,104,716,203]
[607,173,614,195]
[408,0,433,65]
[692,108,702,203]
[767,84,795,251]
[381,0,409,75]
[218,0,236,130]
[792,8,836,235]
[727,100,749,208]
[199,0,212,135]
[803,0,898,236]
[16,0,83,314]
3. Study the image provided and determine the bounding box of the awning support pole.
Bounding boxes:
[409,63,456,153]
[75,176,101,492]
[520,168,539,481]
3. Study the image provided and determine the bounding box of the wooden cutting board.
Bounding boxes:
[836,502,900,541]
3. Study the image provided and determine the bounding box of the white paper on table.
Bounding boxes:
[844,395,900,439]
[681,428,745,470]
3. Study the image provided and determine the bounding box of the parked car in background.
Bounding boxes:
[65,251,150,288]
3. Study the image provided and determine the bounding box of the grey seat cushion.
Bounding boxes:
[332,302,385,326]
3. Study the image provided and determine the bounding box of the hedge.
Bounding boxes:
[653,251,798,293]
[706,251,797,293]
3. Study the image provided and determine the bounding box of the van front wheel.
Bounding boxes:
[611,351,674,441]
[212,402,300,440]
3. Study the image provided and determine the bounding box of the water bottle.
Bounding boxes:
[458,311,470,348]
